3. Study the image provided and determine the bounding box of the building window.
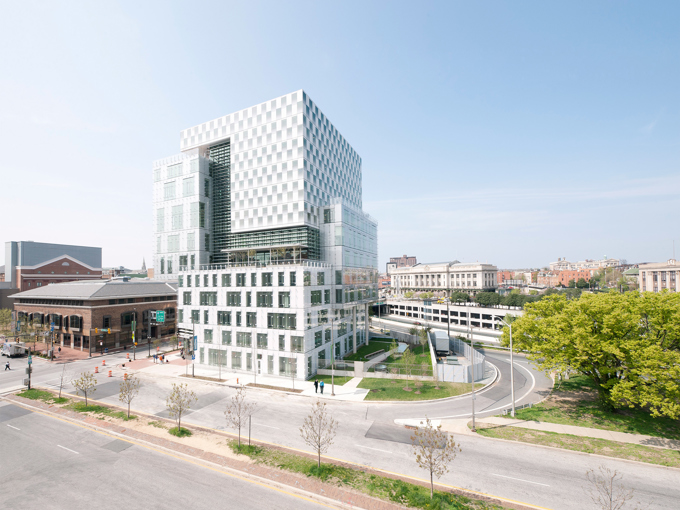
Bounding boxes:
[226,292,241,306]
[204,178,210,197]
[199,292,217,306]
[257,333,268,349]
[236,273,246,287]
[303,271,311,286]
[232,351,242,369]
[325,328,331,343]
[279,335,286,351]
[317,272,325,285]
[336,289,343,303]
[190,254,195,270]
[160,258,165,274]
[291,336,303,353]
[164,181,176,200]
[311,291,322,306]
[236,311,241,326]
[191,310,199,324]
[222,330,232,345]
[246,292,252,307]
[267,313,297,330]
[183,292,191,305]
[212,274,217,287]
[324,290,331,304]
[262,273,273,287]
[257,292,273,307]
[178,276,183,287]
[204,274,209,287]
[204,329,213,343]
[246,312,257,327]
[195,275,200,287]
[204,310,209,324]
[199,202,206,228]
[222,274,231,287]
[290,272,296,286]
[336,270,342,285]
[315,331,322,348]
[236,332,252,347]
[217,311,231,325]
[178,309,183,323]
[251,273,257,286]
[278,272,285,286]
[278,292,290,308]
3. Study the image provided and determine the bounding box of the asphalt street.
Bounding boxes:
[1,350,678,509]
[0,400,329,510]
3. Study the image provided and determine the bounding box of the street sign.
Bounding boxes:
[156,311,165,323]
[50,322,54,332]
[27,356,32,365]
[191,355,195,360]
[193,336,197,351]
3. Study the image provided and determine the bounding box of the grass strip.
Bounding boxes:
[169,426,192,437]
[313,375,353,386]
[66,401,136,421]
[343,340,394,361]
[358,379,484,401]
[475,423,680,468]
[17,389,68,404]
[505,375,680,440]
[228,441,503,509]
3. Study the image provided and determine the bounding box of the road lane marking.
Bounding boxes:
[57,445,79,454]
[356,445,393,454]
[257,424,280,429]
[492,473,550,487]
[6,424,20,430]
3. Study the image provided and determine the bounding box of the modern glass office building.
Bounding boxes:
[152,90,378,379]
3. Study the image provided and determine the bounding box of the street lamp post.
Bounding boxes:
[331,317,335,396]
[494,315,515,417]
[469,319,476,432]
[132,309,137,361]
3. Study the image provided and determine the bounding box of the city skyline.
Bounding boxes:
[1,1,678,270]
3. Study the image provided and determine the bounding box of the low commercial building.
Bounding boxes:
[11,278,177,353]
[391,261,498,294]
[550,257,619,271]
[638,259,679,293]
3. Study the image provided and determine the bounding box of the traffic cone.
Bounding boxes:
[124,373,128,380]
[102,359,106,366]
[126,353,129,359]
[108,370,112,377]
[94,366,99,373]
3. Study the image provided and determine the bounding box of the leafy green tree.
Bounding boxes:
[576,278,589,289]
[504,291,680,417]
[568,279,576,288]
[474,292,501,307]
[0,309,11,335]
[450,292,469,304]
[404,291,414,299]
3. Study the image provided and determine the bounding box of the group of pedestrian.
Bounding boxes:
[313,379,325,394]
[153,353,169,364]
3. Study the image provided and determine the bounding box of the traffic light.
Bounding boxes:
[107,328,111,334]
[95,328,98,334]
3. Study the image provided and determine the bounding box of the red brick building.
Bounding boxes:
[11,278,177,354]
[16,255,102,291]
[557,270,592,287]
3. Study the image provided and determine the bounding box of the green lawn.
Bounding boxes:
[314,375,353,386]
[343,340,394,361]
[230,440,502,510]
[380,343,432,366]
[66,401,136,421]
[358,378,484,401]
[475,423,680,468]
[17,389,68,404]
[505,375,680,440]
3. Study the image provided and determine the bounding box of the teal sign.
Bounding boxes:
[156,311,165,323]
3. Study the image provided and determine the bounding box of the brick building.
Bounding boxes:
[16,255,102,291]
[386,255,417,275]
[11,278,177,354]
[557,269,592,287]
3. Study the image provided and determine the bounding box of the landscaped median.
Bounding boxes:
[358,379,485,401]
[7,388,519,510]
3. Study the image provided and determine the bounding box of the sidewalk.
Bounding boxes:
[442,416,680,451]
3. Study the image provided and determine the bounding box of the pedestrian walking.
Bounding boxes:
[4,361,9,371]
[58,346,61,354]
[319,380,324,394]
[314,379,319,393]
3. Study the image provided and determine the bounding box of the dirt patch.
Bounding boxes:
[246,383,303,393]
[179,374,226,383]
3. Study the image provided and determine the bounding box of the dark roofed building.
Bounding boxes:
[11,278,178,355]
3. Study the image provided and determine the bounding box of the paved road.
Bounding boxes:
[1,351,677,509]
[0,400,328,510]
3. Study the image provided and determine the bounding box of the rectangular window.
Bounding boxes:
[204,310,209,324]
[204,178,210,197]
[183,177,194,197]
[246,312,257,327]
[279,357,296,376]
[268,355,274,374]
[199,292,217,306]
[290,272,296,286]
[278,292,290,308]
[222,274,231,287]
[246,352,252,371]
[168,163,182,178]
[199,347,204,364]
[195,275,200,287]
[325,329,331,343]
[246,292,252,307]
[171,205,183,230]
[212,274,217,287]
[257,333,268,349]
[222,330,232,345]
[236,273,246,287]
[251,273,257,286]
[314,331,322,348]
[336,289,343,303]
[178,309,183,323]
[278,272,285,286]
[236,311,241,326]
[318,309,328,324]
[303,271,311,286]
[226,292,241,306]
[236,332,252,347]
[267,313,297,330]
[324,289,330,304]
[317,272,325,285]
[231,351,242,369]
[183,292,191,305]
[311,291,322,306]
[191,310,200,324]
[323,208,333,223]
[187,275,192,287]
[178,276,184,287]
[164,181,175,200]
[156,208,165,232]
[291,336,303,353]
[199,202,206,228]
[257,292,273,307]
[204,329,213,343]
[167,235,179,253]
[187,233,195,251]
[217,311,231,325]
[336,270,342,285]
[279,335,286,351]
[262,273,273,287]
[160,258,165,274]
[205,233,210,251]
[204,274,209,287]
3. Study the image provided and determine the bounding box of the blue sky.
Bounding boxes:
[1,1,678,270]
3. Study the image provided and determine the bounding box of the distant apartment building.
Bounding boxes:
[391,261,498,294]
[557,270,592,286]
[550,256,619,271]
[4,241,103,291]
[638,259,679,293]
[497,271,513,284]
[386,254,417,275]
[537,272,559,287]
